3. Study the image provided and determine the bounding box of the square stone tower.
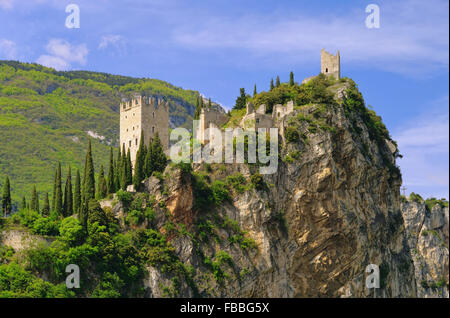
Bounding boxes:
[321,49,340,80]
[120,95,169,166]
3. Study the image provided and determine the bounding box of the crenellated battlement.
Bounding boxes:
[120,95,169,112]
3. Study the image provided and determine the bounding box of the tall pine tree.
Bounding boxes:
[151,133,168,173]
[1,176,11,217]
[55,163,63,216]
[126,148,132,187]
[107,147,115,194]
[97,165,107,199]
[270,78,274,90]
[52,169,57,212]
[30,185,37,212]
[133,131,146,190]
[63,166,73,216]
[145,137,153,177]
[42,192,50,217]
[276,75,280,87]
[253,84,257,97]
[83,140,96,202]
[194,96,201,120]
[21,196,26,211]
[289,71,294,86]
[120,144,127,190]
[74,169,81,215]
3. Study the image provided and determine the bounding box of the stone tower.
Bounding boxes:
[321,49,340,80]
[120,95,169,166]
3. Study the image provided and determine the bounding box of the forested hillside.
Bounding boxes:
[0,61,199,205]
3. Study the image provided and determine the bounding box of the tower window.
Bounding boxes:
[326,68,328,73]
[136,138,138,145]
[152,126,155,133]
[152,112,155,118]
[132,126,134,131]
[129,140,131,147]
[256,118,260,124]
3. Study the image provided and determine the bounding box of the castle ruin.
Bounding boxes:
[120,95,169,166]
[320,48,340,80]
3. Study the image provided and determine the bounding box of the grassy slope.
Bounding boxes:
[0,61,198,205]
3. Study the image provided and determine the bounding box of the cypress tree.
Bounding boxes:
[52,169,57,212]
[276,75,280,87]
[21,196,26,210]
[126,148,132,186]
[120,144,127,190]
[115,146,121,191]
[1,176,11,217]
[145,137,154,177]
[63,166,73,216]
[36,191,40,213]
[253,84,257,97]
[83,140,96,202]
[208,98,212,109]
[31,185,37,212]
[42,193,50,217]
[55,163,63,215]
[233,88,247,110]
[107,147,115,194]
[270,78,274,90]
[194,96,201,120]
[97,165,107,199]
[289,71,294,86]
[151,133,167,173]
[133,131,146,190]
[74,169,81,215]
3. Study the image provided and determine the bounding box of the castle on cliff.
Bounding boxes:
[120,49,341,166]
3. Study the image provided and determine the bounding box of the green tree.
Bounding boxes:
[51,170,57,212]
[1,176,11,217]
[83,140,96,202]
[30,185,38,212]
[133,131,146,190]
[145,137,153,177]
[55,163,63,216]
[120,144,127,190]
[289,71,294,86]
[208,98,212,109]
[115,147,122,191]
[194,96,201,120]
[233,88,247,110]
[126,148,132,187]
[270,78,274,91]
[63,166,73,217]
[21,196,26,210]
[276,76,280,87]
[151,133,167,173]
[74,169,81,215]
[97,165,107,200]
[107,147,115,194]
[42,193,50,217]
[253,84,257,97]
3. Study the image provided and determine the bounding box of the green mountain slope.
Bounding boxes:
[0,61,199,206]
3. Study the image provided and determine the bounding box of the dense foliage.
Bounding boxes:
[0,60,199,205]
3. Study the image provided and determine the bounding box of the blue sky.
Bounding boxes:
[0,0,448,199]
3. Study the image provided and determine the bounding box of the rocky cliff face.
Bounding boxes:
[116,80,431,298]
[402,200,449,297]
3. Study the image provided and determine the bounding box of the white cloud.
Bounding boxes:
[394,96,449,199]
[0,39,17,59]
[98,34,126,55]
[170,0,449,76]
[36,39,88,70]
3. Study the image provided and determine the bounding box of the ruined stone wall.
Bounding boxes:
[321,49,340,80]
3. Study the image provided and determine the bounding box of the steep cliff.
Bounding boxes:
[115,78,423,298]
[402,199,449,297]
